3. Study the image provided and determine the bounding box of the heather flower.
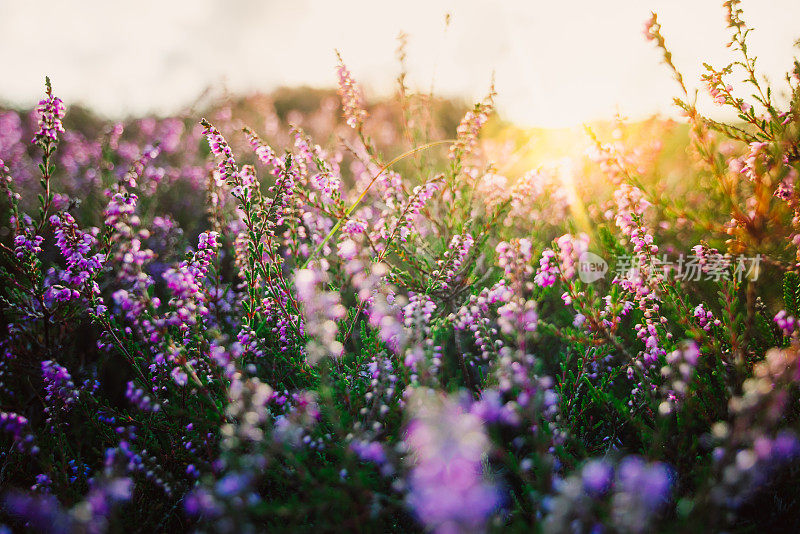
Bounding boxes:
[774,310,797,337]
[0,411,38,454]
[220,373,275,448]
[402,293,437,330]
[612,457,674,531]
[243,126,282,171]
[385,180,441,244]
[125,381,161,412]
[496,238,533,280]
[343,218,368,236]
[402,293,438,370]
[32,473,52,493]
[0,111,23,156]
[433,232,474,290]
[2,493,71,533]
[613,184,652,240]
[469,389,518,426]
[643,13,658,42]
[31,78,66,145]
[504,168,571,228]
[104,191,138,231]
[496,298,538,335]
[201,119,239,181]
[581,459,614,496]
[460,239,539,341]
[534,249,558,287]
[170,366,188,386]
[710,429,800,511]
[295,267,346,364]
[404,389,501,533]
[659,341,700,415]
[336,57,368,129]
[693,303,721,332]
[476,173,509,210]
[48,212,105,301]
[41,360,79,422]
[13,232,44,259]
[452,281,508,361]
[449,88,495,161]
[703,71,730,106]
[162,231,220,327]
[737,141,770,182]
[346,257,406,352]
[350,439,387,465]
[545,456,673,533]
[555,233,589,280]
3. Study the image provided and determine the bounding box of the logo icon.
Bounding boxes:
[578,251,608,283]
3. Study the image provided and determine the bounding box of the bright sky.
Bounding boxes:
[0,0,798,128]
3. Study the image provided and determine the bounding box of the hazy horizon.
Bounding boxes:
[1,0,798,128]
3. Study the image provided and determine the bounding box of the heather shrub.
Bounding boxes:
[1,2,800,532]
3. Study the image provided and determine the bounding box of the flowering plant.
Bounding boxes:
[1,3,800,532]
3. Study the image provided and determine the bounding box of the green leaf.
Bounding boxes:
[783,271,800,316]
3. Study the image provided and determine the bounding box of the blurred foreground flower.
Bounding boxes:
[404,388,501,533]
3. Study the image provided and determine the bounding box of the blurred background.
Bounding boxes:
[1,0,798,128]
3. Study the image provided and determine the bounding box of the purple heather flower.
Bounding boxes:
[615,456,673,510]
[41,360,79,426]
[404,389,501,533]
[171,366,188,386]
[582,459,614,496]
[336,58,368,129]
[31,79,66,145]
[351,440,387,465]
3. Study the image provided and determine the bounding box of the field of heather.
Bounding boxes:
[1,2,800,532]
